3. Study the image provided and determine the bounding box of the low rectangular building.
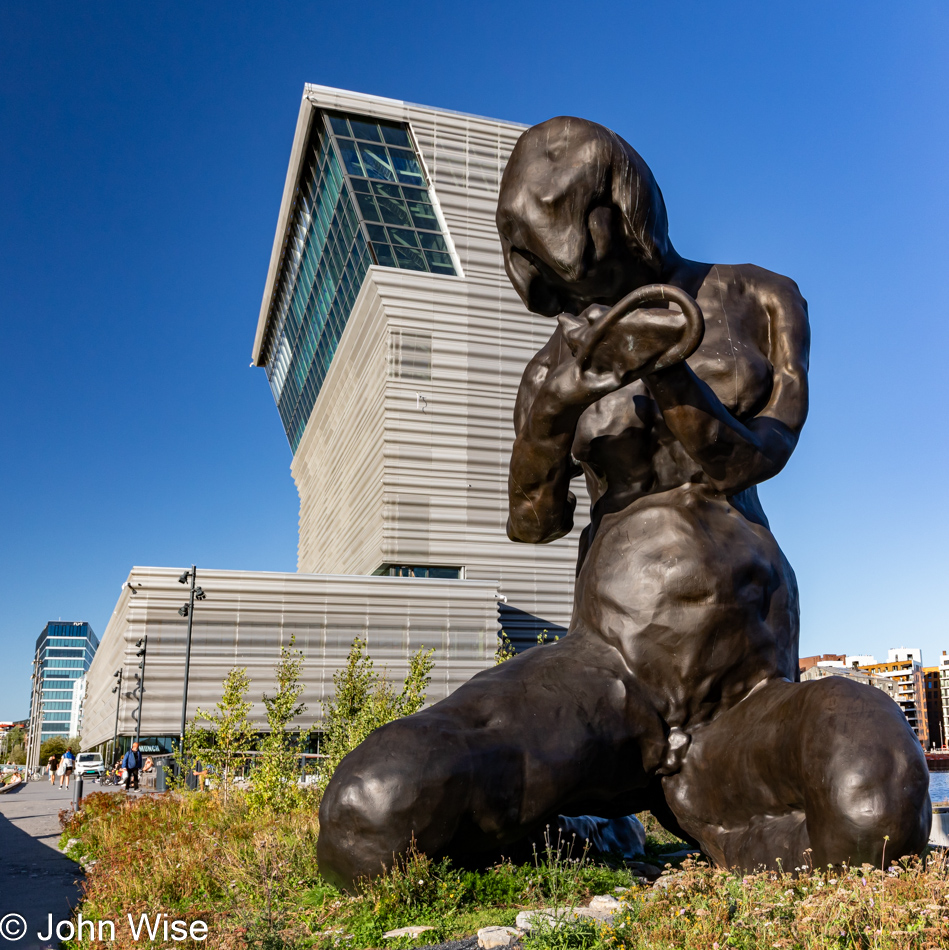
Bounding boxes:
[800,663,899,703]
[82,567,500,758]
[858,649,929,748]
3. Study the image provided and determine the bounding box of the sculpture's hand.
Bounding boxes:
[538,284,704,418]
[508,285,704,544]
[552,306,692,403]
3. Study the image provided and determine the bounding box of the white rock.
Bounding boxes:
[382,926,435,939]
[515,910,553,932]
[589,895,622,912]
[577,907,615,923]
[515,906,616,932]
[477,926,521,948]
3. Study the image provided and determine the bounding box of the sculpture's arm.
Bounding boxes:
[646,275,810,494]
[509,299,699,543]
[508,325,584,544]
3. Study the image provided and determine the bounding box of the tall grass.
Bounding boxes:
[61,792,949,950]
[61,791,325,948]
[588,852,949,950]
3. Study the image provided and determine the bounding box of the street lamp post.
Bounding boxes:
[131,637,148,744]
[25,654,42,780]
[177,566,206,748]
[110,669,123,765]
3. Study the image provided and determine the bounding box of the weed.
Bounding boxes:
[61,791,949,949]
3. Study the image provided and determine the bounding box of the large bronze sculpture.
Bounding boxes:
[318,117,930,889]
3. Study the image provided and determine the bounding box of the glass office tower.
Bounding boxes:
[31,621,98,743]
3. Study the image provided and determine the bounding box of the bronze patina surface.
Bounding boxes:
[317,117,930,889]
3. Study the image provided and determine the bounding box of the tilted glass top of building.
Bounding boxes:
[262,111,457,452]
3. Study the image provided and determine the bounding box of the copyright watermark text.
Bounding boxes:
[0,913,207,943]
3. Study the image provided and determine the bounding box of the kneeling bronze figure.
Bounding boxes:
[318,116,930,889]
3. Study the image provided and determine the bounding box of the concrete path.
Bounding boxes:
[0,779,116,949]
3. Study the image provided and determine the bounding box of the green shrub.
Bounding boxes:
[316,639,434,796]
[185,667,256,804]
[247,637,313,815]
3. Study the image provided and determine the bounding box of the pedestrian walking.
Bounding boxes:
[47,754,58,784]
[59,747,76,789]
[122,742,143,791]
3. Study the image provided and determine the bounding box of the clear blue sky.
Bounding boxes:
[1,1,947,719]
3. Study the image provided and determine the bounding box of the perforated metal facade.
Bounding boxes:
[81,567,499,750]
[253,87,589,638]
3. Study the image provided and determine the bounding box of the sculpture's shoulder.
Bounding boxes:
[717,263,808,320]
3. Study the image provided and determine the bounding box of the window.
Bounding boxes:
[374,565,462,579]
[328,113,455,278]
[262,110,456,453]
[389,329,432,381]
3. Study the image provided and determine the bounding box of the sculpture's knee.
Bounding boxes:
[826,766,930,864]
[317,738,417,891]
[803,680,931,865]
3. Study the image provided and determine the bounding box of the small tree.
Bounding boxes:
[185,667,256,804]
[7,727,26,765]
[317,638,434,795]
[495,629,515,664]
[40,736,67,764]
[247,636,312,814]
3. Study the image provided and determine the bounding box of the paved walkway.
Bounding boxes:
[0,779,116,949]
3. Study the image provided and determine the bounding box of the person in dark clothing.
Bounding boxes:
[122,742,143,791]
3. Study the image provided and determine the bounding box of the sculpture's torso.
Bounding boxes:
[573,264,777,508]
[568,264,800,732]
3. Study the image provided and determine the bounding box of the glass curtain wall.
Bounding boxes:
[33,622,98,742]
[264,111,456,452]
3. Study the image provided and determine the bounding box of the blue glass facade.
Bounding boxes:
[32,621,98,742]
[264,111,456,452]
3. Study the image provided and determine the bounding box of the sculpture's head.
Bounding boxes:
[497,116,672,316]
